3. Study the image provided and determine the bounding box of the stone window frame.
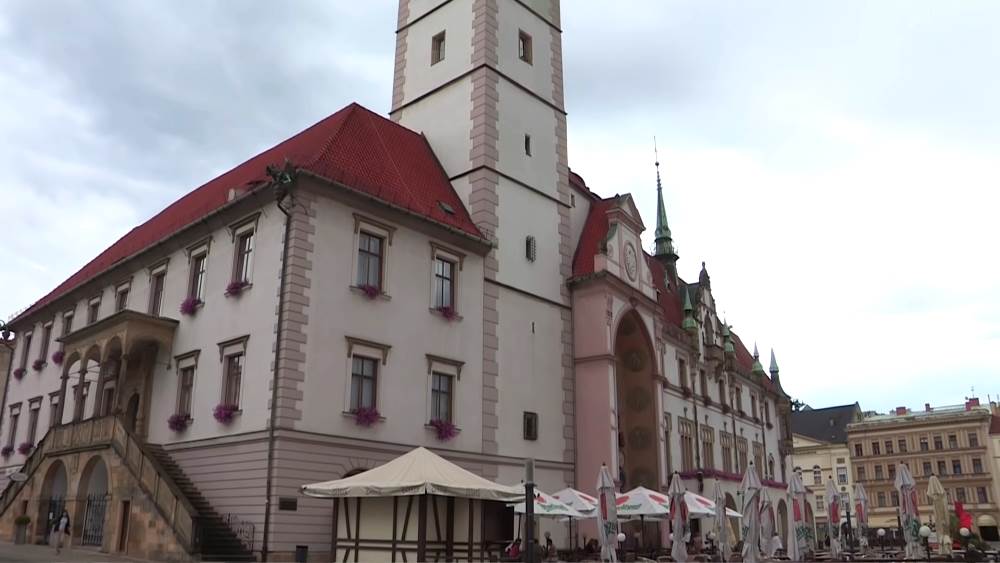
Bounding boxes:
[25,397,42,444]
[6,403,22,448]
[87,294,102,325]
[518,29,533,64]
[48,391,61,428]
[186,238,211,304]
[431,31,446,65]
[38,322,53,364]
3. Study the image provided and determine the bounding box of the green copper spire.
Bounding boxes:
[752,343,766,376]
[653,144,677,260]
[723,320,735,354]
[682,289,696,331]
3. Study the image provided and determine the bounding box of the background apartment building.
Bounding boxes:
[792,403,863,544]
[847,398,999,542]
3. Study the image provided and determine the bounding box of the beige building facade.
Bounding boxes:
[791,403,862,544]
[847,399,999,542]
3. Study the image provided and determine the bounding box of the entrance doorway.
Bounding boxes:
[117,501,131,553]
[77,456,109,547]
[613,310,659,491]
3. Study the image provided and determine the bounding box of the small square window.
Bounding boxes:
[523,412,538,441]
[431,31,446,65]
[518,30,532,64]
[115,287,129,312]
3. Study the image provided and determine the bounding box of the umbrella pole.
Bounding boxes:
[640,515,645,552]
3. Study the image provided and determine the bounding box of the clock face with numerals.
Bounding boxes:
[624,243,638,281]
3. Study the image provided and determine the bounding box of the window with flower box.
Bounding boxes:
[175,351,199,418]
[189,253,207,302]
[38,324,52,364]
[6,404,21,449]
[61,311,73,340]
[231,218,255,286]
[431,372,453,423]
[222,353,243,409]
[350,356,378,411]
[357,233,384,290]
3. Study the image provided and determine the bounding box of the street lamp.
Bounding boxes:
[919,525,931,561]
[877,528,886,556]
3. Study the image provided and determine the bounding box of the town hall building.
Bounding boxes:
[0,1,792,560]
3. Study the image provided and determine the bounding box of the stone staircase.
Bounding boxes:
[146,445,256,562]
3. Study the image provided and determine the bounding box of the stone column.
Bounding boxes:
[73,363,86,422]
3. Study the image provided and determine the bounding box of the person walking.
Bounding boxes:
[53,509,71,554]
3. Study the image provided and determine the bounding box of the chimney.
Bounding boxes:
[895,406,908,416]
[925,403,932,412]
[965,397,980,410]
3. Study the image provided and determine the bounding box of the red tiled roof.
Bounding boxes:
[646,256,683,326]
[990,414,1000,435]
[571,198,613,276]
[14,103,481,324]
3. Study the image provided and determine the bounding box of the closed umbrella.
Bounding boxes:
[596,464,619,563]
[854,483,870,554]
[760,487,777,558]
[667,472,689,563]
[740,461,762,563]
[824,479,842,559]
[927,475,951,556]
[894,462,921,559]
[787,470,809,561]
[712,480,731,562]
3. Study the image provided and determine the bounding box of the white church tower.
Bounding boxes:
[391,0,575,487]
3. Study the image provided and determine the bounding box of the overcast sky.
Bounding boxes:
[2,2,998,412]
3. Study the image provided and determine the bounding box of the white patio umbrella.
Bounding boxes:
[513,489,584,518]
[552,487,597,549]
[667,472,689,563]
[854,482,870,554]
[787,470,809,561]
[895,462,922,559]
[760,486,777,558]
[740,461,762,563]
[596,465,619,563]
[824,478,842,560]
[712,480,731,562]
[552,488,597,516]
[682,491,742,518]
[927,475,952,556]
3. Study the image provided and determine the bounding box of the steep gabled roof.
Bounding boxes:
[791,403,862,444]
[14,103,481,324]
[571,198,614,277]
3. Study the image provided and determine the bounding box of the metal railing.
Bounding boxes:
[223,513,256,552]
[0,416,201,553]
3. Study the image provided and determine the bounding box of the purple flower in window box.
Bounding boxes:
[31,359,45,372]
[429,418,457,441]
[12,368,25,381]
[0,446,12,458]
[16,442,32,456]
[436,306,457,321]
[51,350,64,366]
[168,414,191,432]
[225,280,249,297]
[213,403,238,424]
[180,297,202,315]
[358,284,379,299]
[352,406,381,427]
